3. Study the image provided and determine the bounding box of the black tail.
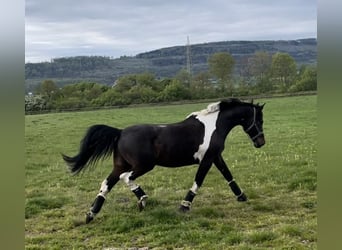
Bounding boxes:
[62,124,121,175]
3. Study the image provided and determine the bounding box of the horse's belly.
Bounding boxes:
[155,145,199,167]
[156,157,198,168]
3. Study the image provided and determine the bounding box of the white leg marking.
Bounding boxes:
[120,171,139,190]
[190,182,199,194]
[98,179,109,198]
[193,111,219,162]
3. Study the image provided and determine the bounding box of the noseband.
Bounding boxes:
[244,107,264,141]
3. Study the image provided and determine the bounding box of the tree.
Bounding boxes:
[36,79,58,98]
[246,51,273,94]
[114,74,137,92]
[94,88,129,106]
[126,85,158,104]
[289,65,317,92]
[175,69,191,88]
[135,72,163,92]
[25,94,46,112]
[159,80,191,101]
[114,73,161,93]
[35,79,60,109]
[271,52,297,92]
[208,52,235,94]
[190,71,215,99]
[248,51,272,81]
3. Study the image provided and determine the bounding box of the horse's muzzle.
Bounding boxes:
[253,136,265,148]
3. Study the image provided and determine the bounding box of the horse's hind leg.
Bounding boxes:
[86,172,119,223]
[214,155,247,202]
[119,165,154,211]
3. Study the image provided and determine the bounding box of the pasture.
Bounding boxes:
[25,95,317,249]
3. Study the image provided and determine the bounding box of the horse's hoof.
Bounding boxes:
[237,193,247,202]
[85,212,94,224]
[179,205,190,213]
[138,201,144,211]
[138,195,148,211]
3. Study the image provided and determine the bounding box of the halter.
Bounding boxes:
[244,107,264,141]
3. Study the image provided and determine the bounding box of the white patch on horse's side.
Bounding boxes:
[120,171,139,190]
[192,108,219,162]
[190,182,199,194]
[98,179,109,198]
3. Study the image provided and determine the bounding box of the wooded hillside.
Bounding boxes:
[25,38,316,93]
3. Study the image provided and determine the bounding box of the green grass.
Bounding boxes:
[25,95,317,249]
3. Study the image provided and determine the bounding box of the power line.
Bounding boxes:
[186,36,193,82]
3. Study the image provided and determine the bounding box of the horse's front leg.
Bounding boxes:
[179,159,213,212]
[214,155,247,201]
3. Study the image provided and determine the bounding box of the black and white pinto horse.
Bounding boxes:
[63,98,265,223]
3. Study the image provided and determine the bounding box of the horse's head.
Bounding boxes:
[241,102,265,148]
[206,98,266,148]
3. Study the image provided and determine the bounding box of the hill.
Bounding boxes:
[25,38,316,93]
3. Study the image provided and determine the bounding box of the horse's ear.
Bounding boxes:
[260,103,266,109]
[250,99,254,104]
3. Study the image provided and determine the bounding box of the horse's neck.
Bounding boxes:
[217,108,245,137]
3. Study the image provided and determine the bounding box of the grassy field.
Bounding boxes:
[25,95,317,249]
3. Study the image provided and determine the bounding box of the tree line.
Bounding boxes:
[25,51,317,113]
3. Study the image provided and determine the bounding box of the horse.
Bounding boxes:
[62,98,266,223]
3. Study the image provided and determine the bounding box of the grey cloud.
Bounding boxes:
[25,0,316,62]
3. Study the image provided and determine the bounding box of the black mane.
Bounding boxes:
[219,98,263,111]
[219,98,248,110]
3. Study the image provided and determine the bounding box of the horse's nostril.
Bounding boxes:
[254,138,265,148]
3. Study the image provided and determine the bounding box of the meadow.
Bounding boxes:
[25,95,317,249]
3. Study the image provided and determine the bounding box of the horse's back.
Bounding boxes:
[117,121,203,168]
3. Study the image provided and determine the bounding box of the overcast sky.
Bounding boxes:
[25,0,317,63]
